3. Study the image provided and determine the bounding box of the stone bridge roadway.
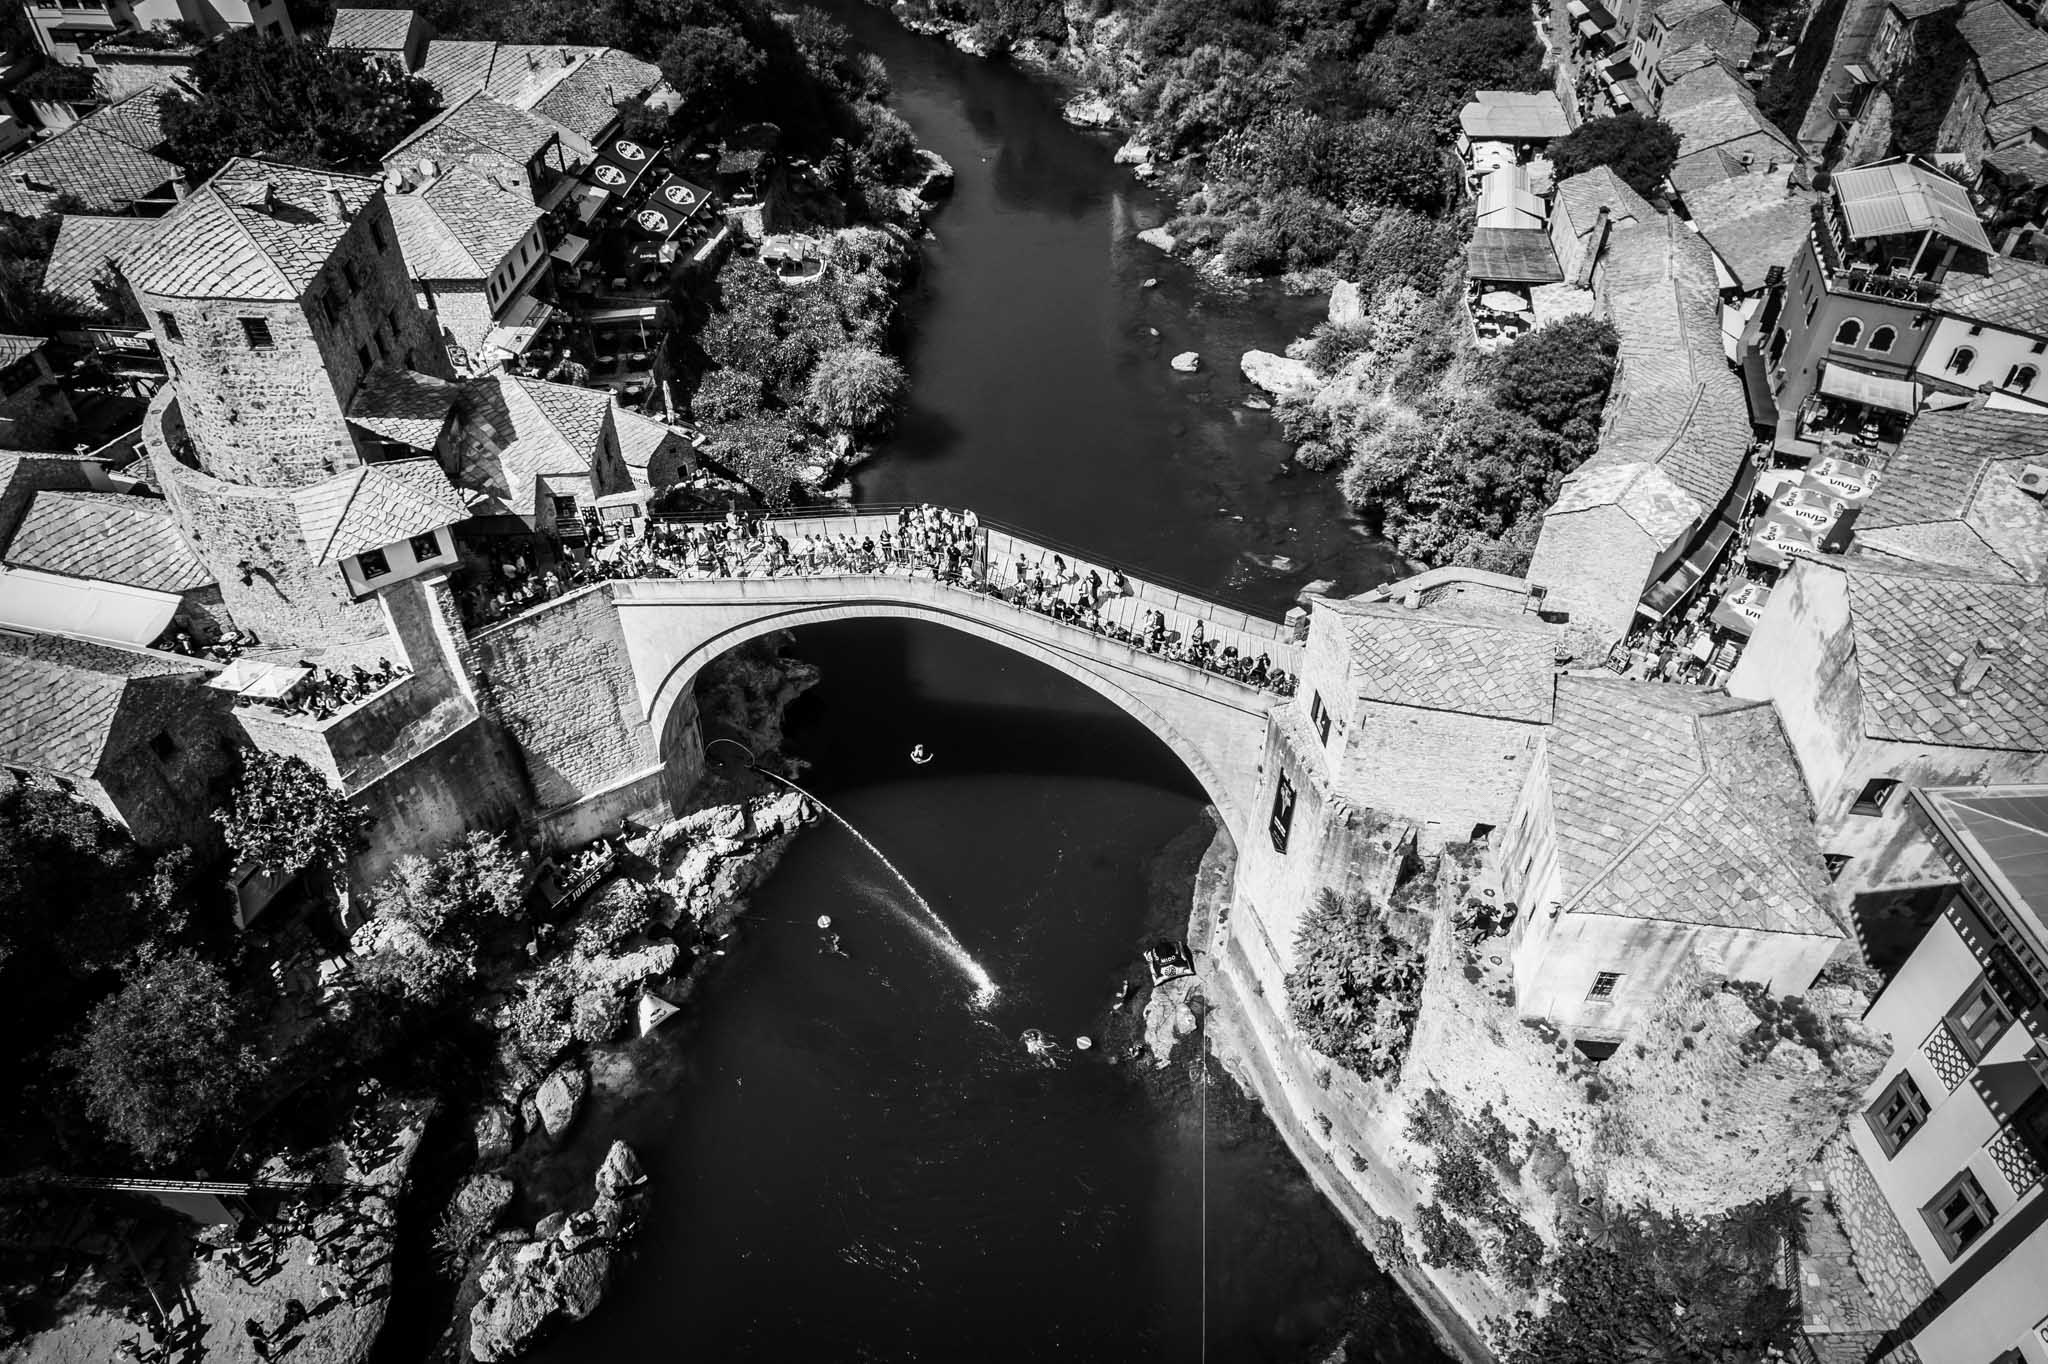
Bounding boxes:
[609,511,1303,846]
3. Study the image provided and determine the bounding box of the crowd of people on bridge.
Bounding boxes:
[458,505,1296,694]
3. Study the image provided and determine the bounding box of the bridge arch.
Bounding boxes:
[628,591,1268,841]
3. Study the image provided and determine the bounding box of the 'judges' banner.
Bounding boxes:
[588,138,656,193]
[652,175,710,219]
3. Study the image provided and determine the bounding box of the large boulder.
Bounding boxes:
[535,1062,589,1140]
[1328,279,1365,327]
[454,1173,515,1232]
[468,1271,555,1363]
[552,1244,615,1321]
[1240,350,1319,396]
[596,1140,647,1200]
[1137,226,1178,255]
[1143,975,1202,1067]
[1170,351,1200,373]
[1063,94,1117,128]
[1113,138,1153,165]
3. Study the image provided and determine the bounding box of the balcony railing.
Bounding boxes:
[1988,1124,2042,1195]
[1923,1021,1971,1092]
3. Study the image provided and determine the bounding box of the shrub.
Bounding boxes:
[1293,439,1345,471]
[1219,221,1286,274]
[1483,314,1621,448]
[1285,888,1426,1079]
[804,344,905,435]
[1309,319,1375,376]
[1348,209,1462,293]
[1415,1202,1484,1272]
[693,367,765,422]
[1549,112,1681,200]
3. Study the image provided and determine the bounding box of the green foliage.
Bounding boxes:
[1549,113,1680,200]
[1284,887,1425,1080]
[62,948,260,1163]
[1349,210,1463,294]
[1309,319,1375,377]
[1355,7,1545,130]
[215,751,364,877]
[1888,12,1969,155]
[804,344,905,435]
[0,784,191,979]
[356,832,529,1009]
[1213,112,1446,214]
[1416,1201,1483,1271]
[162,29,443,181]
[1493,1197,1807,1364]
[1482,315,1621,448]
[0,212,63,335]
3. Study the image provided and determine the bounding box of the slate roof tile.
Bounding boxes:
[0,632,195,776]
[292,457,467,563]
[347,366,460,448]
[0,123,180,217]
[328,7,419,51]
[1684,168,1821,292]
[2,491,211,592]
[1321,596,1560,723]
[1929,253,2048,337]
[1547,675,1838,934]
[41,215,158,322]
[386,89,559,176]
[529,48,661,143]
[1855,405,2048,581]
[1840,562,2048,750]
[453,373,614,518]
[128,159,383,301]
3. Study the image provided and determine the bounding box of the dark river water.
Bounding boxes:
[524,9,1439,1361]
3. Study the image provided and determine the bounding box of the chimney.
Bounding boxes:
[1576,206,1611,289]
[320,180,350,224]
[2000,225,2028,256]
[1402,589,1423,610]
[1953,637,2002,694]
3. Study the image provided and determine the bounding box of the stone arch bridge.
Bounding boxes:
[467,510,1303,850]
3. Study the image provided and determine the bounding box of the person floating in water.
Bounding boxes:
[910,744,933,766]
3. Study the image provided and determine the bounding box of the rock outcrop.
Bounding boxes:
[467,1142,651,1362]
[1240,350,1319,395]
[1143,975,1202,1067]
[1171,351,1201,372]
[1063,94,1118,128]
[1328,279,1365,327]
[474,1105,516,1167]
[1137,226,1178,255]
[535,1062,588,1140]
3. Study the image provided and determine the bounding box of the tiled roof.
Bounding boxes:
[1856,405,2048,581]
[87,80,186,155]
[1891,0,1960,18]
[1547,675,1838,935]
[1930,253,2048,337]
[529,48,661,143]
[612,407,695,489]
[1548,460,1705,544]
[1840,562,2048,750]
[0,631,195,777]
[292,457,467,562]
[453,373,615,518]
[1583,219,1755,512]
[1553,167,1655,238]
[0,334,46,368]
[1957,0,2048,92]
[0,122,181,217]
[390,167,541,280]
[328,7,418,50]
[2,491,211,592]
[1684,169,1820,292]
[127,159,384,301]
[1659,61,1800,192]
[42,215,158,322]
[483,44,597,106]
[1650,0,1759,64]
[347,366,460,448]
[418,39,499,105]
[386,89,559,176]
[1320,596,1559,724]
[0,452,96,548]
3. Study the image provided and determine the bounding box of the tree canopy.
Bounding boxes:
[1548,112,1681,200]
[354,832,530,1010]
[162,29,442,181]
[62,948,261,1164]
[805,344,905,435]
[214,751,364,879]
[1285,888,1425,1079]
[0,784,189,981]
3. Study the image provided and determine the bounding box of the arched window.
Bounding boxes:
[2007,364,2038,393]
[1834,318,1863,347]
[1868,325,1896,353]
[1948,346,1977,375]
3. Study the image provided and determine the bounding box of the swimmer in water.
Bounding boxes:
[910,744,933,765]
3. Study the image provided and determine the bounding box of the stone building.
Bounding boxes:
[1,488,223,643]
[452,372,635,539]
[1813,782,2047,1364]
[1727,558,2048,960]
[0,631,232,848]
[1497,674,1841,1034]
[384,165,552,373]
[19,0,293,66]
[1231,568,1562,1003]
[128,158,455,645]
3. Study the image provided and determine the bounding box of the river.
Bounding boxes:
[524,9,1439,1361]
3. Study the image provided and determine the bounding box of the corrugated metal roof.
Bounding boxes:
[1832,161,1994,252]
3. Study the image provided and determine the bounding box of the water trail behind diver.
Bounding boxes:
[756,768,999,1007]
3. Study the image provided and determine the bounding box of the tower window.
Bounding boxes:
[357,344,373,373]
[1868,325,1895,352]
[239,317,274,349]
[1948,347,1976,375]
[1834,318,1862,346]
[1850,777,1898,815]
[369,218,387,253]
[1588,971,1622,1000]
[356,547,391,579]
[157,310,181,341]
[343,261,363,293]
[320,291,340,326]
[409,532,442,562]
[1269,773,1296,853]
[2007,364,2037,393]
[1923,1169,1996,1259]
[1309,690,1331,744]
[148,731,177,761]
[1867,1071,1929,1155]
[1946,977,2013,1063]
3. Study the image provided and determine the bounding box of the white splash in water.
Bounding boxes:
[761,771,999,1007]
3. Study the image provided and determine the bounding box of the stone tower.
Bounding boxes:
[130,158,457,645]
